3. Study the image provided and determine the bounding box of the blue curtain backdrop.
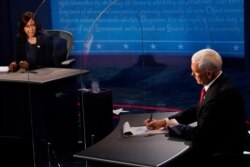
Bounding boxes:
[0,0,250,119]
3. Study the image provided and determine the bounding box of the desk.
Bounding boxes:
[74,112,191,167]
[0,67,89,146]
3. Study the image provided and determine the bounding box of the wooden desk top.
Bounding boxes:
[74,112,190,167]
[0,67,89,84]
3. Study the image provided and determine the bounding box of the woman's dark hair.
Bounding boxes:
[17,11,41,38]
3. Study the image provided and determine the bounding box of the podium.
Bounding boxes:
[0,68,89,166]
[78,89,114,148]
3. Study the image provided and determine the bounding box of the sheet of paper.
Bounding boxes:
[113,108,129,115]
[0,66,9,72]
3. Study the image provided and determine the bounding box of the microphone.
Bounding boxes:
[33,0,46,17]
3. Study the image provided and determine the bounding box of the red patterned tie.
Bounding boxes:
[199,87,206,103]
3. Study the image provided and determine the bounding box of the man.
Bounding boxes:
[144,48,248,166]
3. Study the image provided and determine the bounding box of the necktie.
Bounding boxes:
[199,87,206,103]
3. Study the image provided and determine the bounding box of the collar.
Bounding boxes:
[204,70,222,91]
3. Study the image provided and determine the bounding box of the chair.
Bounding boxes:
[243,131,250,166]
[212,131,250,166]
[45,29,76,67]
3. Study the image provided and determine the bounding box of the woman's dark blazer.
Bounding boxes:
[13,31,54,70]
[168,73,248,159]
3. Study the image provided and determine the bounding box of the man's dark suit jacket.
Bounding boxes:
[168,73,248,162]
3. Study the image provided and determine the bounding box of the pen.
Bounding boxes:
[149,113,153,122]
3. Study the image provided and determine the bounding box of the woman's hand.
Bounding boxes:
[8,62,17,72]
[19,61,29,70]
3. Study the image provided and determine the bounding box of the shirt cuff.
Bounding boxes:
[164,118,169,129]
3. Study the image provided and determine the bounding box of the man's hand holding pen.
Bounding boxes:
[144,115,179,130]
[144,114,169,130]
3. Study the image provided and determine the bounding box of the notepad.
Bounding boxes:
[113,108,129,115]
[123,121,167,136]
[0,66,9,72]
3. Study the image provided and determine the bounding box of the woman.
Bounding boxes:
[8,11,54,72]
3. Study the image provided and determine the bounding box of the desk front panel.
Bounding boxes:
[0,77,79,141]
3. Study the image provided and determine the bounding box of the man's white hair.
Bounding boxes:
[191,48,222,72]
